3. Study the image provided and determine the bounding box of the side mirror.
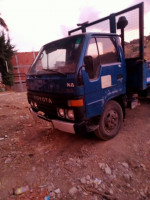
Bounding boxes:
[84,56,94,79]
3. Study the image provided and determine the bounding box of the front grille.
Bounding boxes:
[27,91,68,117]
[38,104,56,117]
[27,91,85,122]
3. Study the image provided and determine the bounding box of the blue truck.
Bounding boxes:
[26,3,150,140]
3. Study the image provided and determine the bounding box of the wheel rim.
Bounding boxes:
[104,109,119,134]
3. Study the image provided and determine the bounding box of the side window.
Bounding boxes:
[85,38,100,80]
[97,37,119,65]
[87,38,98,57]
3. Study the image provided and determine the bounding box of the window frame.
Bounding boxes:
[96,36,121,66]
[85,36,121,81]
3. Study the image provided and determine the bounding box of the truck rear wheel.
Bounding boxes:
[95,100,123,140]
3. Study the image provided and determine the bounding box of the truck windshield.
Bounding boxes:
[29,35,84,75]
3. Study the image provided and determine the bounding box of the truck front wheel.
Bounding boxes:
[95,100,123,140]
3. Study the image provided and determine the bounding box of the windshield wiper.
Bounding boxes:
[43,69,66,76]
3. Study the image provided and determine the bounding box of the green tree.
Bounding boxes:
[0,16,15,86]
[0,16,8,31]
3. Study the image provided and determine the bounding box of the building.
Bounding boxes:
[11,52,38,92]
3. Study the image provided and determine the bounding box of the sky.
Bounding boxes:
[0,0,150,52]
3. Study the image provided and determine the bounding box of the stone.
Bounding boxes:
[91,195,98,200]
[147,140,150,145]
[76,158,81,164]
[86,175,91,180]
[98,163,106,170]
[98,188,102,192]
[109,189,114,195]
[140,163,146,171]
[122,162,129,169]
[5,157,13,164]
[101,184,106,190]
[69,186,78,196]
[76,185,82,192]
[80,177,86,184]
[65,161,69,165]
[69,158,74,161]
[87,181,90,185]
[123,174,131,182]
[32,167,36,171]
[55,188,61,194]
[105,165,112,175]
[140,191,146,197]
[144,186,149,194]
[126,183,131,187]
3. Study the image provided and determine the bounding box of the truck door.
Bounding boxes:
[82,36,125,119]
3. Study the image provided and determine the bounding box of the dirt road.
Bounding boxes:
[0,92,150,200]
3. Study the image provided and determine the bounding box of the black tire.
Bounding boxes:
[95,100,123,140]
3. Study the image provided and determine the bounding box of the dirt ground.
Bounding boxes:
[0,91,150,200]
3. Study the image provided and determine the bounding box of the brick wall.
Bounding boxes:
[12,52,38,91]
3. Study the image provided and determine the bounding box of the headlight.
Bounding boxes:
[57,108,65,118]
[30,101,34,107]
[30,101,38,109]
[34,102,38,108]
[57,108,75,120]
[66,109,74,120]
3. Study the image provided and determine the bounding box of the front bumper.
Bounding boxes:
[29,107,87,134]
[52,120,75,134]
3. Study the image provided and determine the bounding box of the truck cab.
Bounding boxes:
[27,33,126,140]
